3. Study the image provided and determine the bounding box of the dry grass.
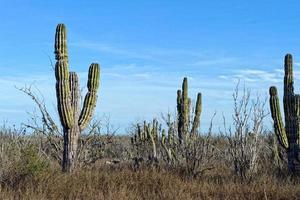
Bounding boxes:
[0,121,297,200]
[1,164,300,200]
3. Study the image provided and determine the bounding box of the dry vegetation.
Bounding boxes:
[1,164,300,200]
[0,82,297,200]
[0,122,299,200]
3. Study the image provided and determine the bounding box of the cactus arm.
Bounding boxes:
[295,95,300,117]
[177,90,182,114]
[269,86,289,149]
[191,93,202,135]
[284,54,294,97]
[78,63,100,129]
[293,95,300,146]
[143,121,147,141]
[147,125,157,159]
[182,77,189,135]
[177,89,183,141]
[87,63,100,91]
[78,91,97,129]
[54,24,68,62]
[154,120,159,140]
[69,72,80,118]
[146,123,151,138]
[137,124,142,139]
[55,60,74,128]
[161,130,173,163]
[168,123,174,145]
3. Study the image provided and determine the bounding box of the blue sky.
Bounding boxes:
[1,0,300,132]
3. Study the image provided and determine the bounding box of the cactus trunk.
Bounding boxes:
[62,125,80,172]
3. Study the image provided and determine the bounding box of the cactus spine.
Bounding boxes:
[177,77,202,143]
[54,24,100,172]
[269,54,300,174]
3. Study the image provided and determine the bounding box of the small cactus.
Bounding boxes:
[269,54,300,174]
[132,120,160,166]
[54,24,100,172]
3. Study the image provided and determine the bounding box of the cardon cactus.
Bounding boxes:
[177,77,202,143]
[161,78,202,164]
[131,78,203,167]
[55,24,100,172]
[269,54,300,174]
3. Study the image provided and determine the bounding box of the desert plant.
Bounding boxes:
[76,117,119,167]
[221,82,268,181]
[177,77,202,143]
[223,83,267,181]
[129,77,208,173]
[131,119,160,167]
[0,127,50,187]
[18,86,63,163]
[269,54,300,174]
[54,24,100,172]
[160,78,216,176]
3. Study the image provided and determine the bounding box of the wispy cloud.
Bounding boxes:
[219,68,300,84]
[219,69,283,83]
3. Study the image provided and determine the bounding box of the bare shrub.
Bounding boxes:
[77,116,119,167]
[0,125,50,187]
[183,114,218,176]
[222,83,268,181]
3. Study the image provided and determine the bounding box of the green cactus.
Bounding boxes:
[177,77,202,143]
[132,120,160,165]
[269,54,300,174]
[54,24,100,172]
[160,78,202,164]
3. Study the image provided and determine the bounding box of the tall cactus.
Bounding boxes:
[269,54,300,174]
[177,77,202,143]
[161,78,202,165]
[54,24,100,172]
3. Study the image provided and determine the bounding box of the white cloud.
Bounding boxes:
[219,68,284,83]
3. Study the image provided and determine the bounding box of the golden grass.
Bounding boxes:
[1,165,300,200]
